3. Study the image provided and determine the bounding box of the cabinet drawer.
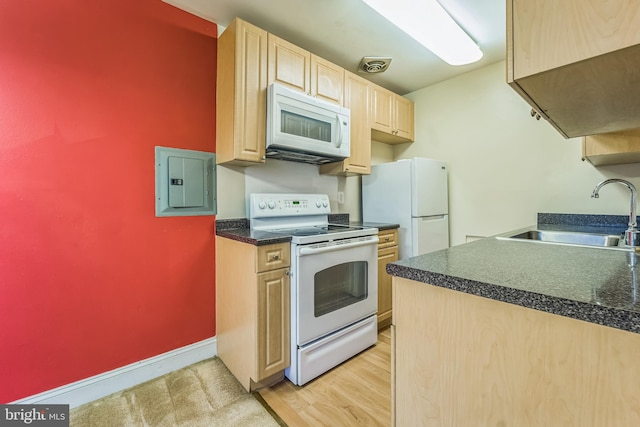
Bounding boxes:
[256,243,291,272]
[378,229,398,249]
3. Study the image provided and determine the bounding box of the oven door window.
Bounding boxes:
[295,239,377,346]
[314,261,368,317]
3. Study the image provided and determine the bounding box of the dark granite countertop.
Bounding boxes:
[387,213,640,335]
[215,218,292,246]
[215,227,293,246]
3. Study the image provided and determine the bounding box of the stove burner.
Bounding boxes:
[288,224,361,236]
[327,224,353,230]
[292,227,326,236]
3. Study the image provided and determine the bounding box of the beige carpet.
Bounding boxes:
[70,357,284,427]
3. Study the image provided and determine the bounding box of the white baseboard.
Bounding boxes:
[12,337,217,409]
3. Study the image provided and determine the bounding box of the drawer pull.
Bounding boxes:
[271,254,280,260]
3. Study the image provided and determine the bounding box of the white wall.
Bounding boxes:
[394,60,640,246]
[216,165,247,218]
[216,159,359,219]
[371,140,394,164]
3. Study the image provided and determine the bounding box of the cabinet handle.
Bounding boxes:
[530,108,541,120]
[335,113,344,148]
[285,270,291,276]
[385,237,390,242]
[271,254,280,260]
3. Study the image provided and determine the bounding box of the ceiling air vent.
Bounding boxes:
[358,56,392,74]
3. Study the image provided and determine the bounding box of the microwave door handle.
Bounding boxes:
[298,237,378,256]
[335,114,343,148]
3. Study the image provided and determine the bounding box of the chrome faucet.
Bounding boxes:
[591,178,640,247]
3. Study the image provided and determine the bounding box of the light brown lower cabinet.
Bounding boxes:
[392,276,640,427]
[377,228,398,330]
[216,237,290,391]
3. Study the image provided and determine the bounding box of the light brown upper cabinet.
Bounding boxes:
[582,128,640,166]
[267,34,310,94]
[268,34,343,105]
[507,0,640,138]
[216,17,413,168]
[370,85,414,143]
[320,71,371,176]
[216,18,268,166]
[310,55,344,105]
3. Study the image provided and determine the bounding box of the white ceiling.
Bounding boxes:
[162,0,506,95]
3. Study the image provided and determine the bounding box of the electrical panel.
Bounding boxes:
[155,146,216,217]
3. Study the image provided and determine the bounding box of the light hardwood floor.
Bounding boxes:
[258,328,392,426]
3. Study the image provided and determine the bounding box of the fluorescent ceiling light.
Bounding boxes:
[361,0,483,66]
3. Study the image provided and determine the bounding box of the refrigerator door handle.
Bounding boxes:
[414,214,447,220]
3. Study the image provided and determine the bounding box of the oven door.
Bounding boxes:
[294,236,378,346]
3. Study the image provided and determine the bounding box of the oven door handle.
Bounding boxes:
[298,237,378,256]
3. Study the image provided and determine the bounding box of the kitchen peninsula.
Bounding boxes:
[388,214,640,427]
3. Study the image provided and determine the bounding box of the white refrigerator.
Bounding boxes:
[362,158,449,260]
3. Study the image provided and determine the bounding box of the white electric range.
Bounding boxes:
[249,193,379,385]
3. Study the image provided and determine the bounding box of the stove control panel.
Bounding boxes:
[249,193,330,219]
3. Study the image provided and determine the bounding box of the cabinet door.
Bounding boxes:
[507,0,640,138]
[319,71,371,175]
[582,128,640,166]
[343,71,371,174]
[257,268,290,381]
[310,55,344,105]
[370,85,394,134]
[216,18,267,165]
[394,95,414,141]
[370,84,415,144]
[511,0,640,79]
[377,245,398,330]
[267,33,310,94]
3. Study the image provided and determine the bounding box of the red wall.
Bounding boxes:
[0,0,217,402]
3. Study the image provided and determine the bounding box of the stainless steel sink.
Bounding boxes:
[498,229,622,248]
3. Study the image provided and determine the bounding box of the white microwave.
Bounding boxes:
[266,83,350,165]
